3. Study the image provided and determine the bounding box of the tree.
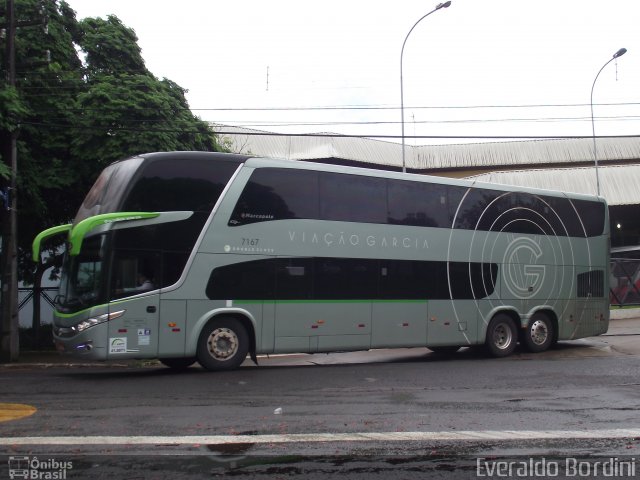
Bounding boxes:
[2,0,223,277]
[79,15,146,76]
[0,0,223,354]
[69,15,220,167]
[70,74,219,168]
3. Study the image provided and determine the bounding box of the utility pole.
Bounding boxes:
[1,0,19,362]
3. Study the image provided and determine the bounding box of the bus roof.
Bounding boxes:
[108,152,605,205]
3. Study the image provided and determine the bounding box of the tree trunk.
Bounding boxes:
[32,264,46,349]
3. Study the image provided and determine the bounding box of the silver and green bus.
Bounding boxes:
[33,151,610,371]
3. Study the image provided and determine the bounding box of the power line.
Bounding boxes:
[15,88,640,112]
[209,130,640,141]
[21,121,640,141]
[21,113,640,130]
[194,102,640,112]
[209,116,640,128]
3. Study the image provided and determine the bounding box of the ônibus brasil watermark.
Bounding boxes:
[477,457,636,478]
[7,456,72,479]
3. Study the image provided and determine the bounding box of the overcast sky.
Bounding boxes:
[66,0,640,145]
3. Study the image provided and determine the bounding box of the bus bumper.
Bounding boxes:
[52,324,109,361]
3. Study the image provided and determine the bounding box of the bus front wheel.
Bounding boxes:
[197,317,249,371]
[485,314,517,357]
[522,312,554,353]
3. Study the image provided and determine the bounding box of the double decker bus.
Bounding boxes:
[33,151,610,371]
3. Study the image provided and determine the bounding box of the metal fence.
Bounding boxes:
[18,287,57,312]
[610,257,640,307]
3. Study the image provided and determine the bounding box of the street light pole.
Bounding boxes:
[590,47,627,196]
[400,1,451,173]
[1,0,19,362]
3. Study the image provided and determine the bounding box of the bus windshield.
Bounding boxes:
[75,157,144,223]
[57,234,107,312]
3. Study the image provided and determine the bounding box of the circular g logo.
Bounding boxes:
[503,237,546,299]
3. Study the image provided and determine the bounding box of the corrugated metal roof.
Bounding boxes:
[214,124,640,170]
[466,164,640,206]
[214,125,401,168]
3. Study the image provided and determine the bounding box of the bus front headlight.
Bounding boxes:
[76,310,125,332]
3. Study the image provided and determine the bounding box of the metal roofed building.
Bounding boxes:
[467,164,640,206]
[214,125,640,246]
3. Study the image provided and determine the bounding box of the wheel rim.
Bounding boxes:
[206,327,239,361]
[529,319,549,346]
[493,322,513,350]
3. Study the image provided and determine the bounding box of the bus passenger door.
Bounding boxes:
[107,250,161,358]
[107,294,159,358]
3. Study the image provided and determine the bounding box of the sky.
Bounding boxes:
[65,0,640,145]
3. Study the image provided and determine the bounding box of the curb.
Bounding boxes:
[0,356,160,369]
[610,308,640,320]
[0,362,142,369]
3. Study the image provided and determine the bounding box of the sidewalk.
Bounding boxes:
[608,307,640,335]
[2,312,639,368]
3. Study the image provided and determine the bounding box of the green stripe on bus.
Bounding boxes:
[235,299,429,305]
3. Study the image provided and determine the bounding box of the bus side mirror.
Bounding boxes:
[32,224,72,262]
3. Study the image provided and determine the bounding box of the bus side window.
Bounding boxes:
[228,168,319,226]
[387,179,449,228]
[111,251,160,298]
[319,173,386,224]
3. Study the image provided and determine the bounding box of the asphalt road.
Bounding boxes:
[1,319,640,479]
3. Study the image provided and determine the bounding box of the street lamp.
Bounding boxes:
[400,1,451,173]
[590,47,627,196]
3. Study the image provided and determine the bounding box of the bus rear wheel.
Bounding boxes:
[485,314,517,357]
[197,317,249,371]
[522,312,554,353]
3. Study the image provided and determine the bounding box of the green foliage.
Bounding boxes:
[0,0,223,282]
[0,85,29,133]
[78,15,146,76]
[0,86,28,178]
[71,74,219,167]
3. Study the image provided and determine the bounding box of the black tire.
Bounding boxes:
[196,317,249,371]
[485,313,518,357]
[428,346,461,355]
[159,357,196,370]
[522,312,554,353]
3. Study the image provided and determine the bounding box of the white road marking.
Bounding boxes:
[2,428,640,445]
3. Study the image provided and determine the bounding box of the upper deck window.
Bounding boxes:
[229,168,388,226]
[228,167,606,237]
[122,157,239,213]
